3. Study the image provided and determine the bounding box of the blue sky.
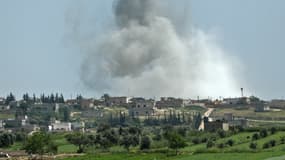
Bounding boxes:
[0,0,285,99]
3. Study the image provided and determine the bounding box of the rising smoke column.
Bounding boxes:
[78,0,242,98]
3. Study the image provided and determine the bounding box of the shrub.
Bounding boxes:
[192,138,200,144]
[270,127,277,135]
[249,142,257,149]
[269,140,276,147]
[217,130,226,138]
[201,137,208,143]
[263,139,276,149]
[226,139,234,146]
[140,136,151,150]
[259,129,268,138]
[206,140,215,148]
[217,143,225,149]
[252,133,259,141]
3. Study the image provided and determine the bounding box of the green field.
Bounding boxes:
[59,152,285,160]
[56,131,285,160]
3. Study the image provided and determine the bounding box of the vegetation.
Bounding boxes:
[23,132,57,155]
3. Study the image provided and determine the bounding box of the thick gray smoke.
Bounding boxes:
[75,0,242,98]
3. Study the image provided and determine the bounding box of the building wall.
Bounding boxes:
[128,100,155,117]
[106,97,128,106]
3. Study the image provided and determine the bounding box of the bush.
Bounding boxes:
[271,127,277,135]
[263,142,270,149]
[269,140,276,147]
[140,136,151,150]
[206,140,215,148]
[226,139,234,146]
[249,142,257,149]
[252,133,259,141]
[192,138,200,144]
[217,130,226,138]
[217,143,225,149]
[201,137,208,143]
[263,140,276,149]
[259,129,268,138]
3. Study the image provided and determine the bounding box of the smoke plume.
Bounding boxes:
[74,0,242,98]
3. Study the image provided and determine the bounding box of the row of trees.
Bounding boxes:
[2,92,65,105]
[0,132,26,148]
[65,125,187,155]
[40,93,65,104]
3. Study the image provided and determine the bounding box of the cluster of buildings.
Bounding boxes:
[1,93,285,133]
[202,113,248,132]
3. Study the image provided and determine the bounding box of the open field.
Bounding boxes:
[2,130,285,160]
[56,131,285,160]
[59,152,285,160]
[0,113,14,119]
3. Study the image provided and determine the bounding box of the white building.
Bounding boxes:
[49,121,71,132]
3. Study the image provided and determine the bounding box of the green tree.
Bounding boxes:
[140,136,151,150]
[226,139,234,146]
[164,131,187,155]
[252,133,259,141]
[270,127,277,134]
[23,132,57,155]
[65,133,90,153]
[94,124,118,150]
[259,129,268,138]
[249,142,257,149]
[0,133,14,147]
[5,92,15,105]
[206,140,215,148]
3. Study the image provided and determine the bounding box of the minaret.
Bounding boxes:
[241,88,244,97]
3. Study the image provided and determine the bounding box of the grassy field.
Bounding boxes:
[0,113,14,119]
[59,152,285,160]
[56,131,285,160]
[3,130,285,160]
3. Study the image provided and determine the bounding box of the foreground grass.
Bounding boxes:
[59,152,285,160]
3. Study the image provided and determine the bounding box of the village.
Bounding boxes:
[0,89,285,134]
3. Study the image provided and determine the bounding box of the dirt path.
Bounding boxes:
[198,108,214,130]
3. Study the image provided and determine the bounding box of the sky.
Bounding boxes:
[0,0,285,100]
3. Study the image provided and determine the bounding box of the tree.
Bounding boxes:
[192,138,200,144]
[249,142,257,149]
[252,133,259,141]
[217,130,226,138]
[23,132,57,155]
[206,140,215,148]
[0,133,14,147]
[65,133,90,153]
[62,107,70,122]
[95,124,119,150]
[270,127,277,135]
[226,139,234,146]
[5,92,15,105]
[140,136,151,150]
[119,135,138,151]
[259,129,268,138]
[164,131,187,155]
